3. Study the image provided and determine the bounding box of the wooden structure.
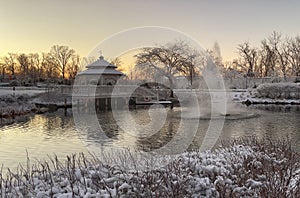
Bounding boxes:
[76,55,124,85]
[71,56,172,111]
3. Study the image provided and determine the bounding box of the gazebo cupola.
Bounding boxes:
[77,55,124,85]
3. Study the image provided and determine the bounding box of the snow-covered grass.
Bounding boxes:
[0,87,47,118]
[1,137,299,197]
[0,87,46,97]
[0,94,38,125]
[0,90,69,126]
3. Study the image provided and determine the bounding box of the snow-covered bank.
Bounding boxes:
[0,87,46,96]
[0,94,38,125]
[242,98,300,105]
[0,88,66,126]
[1,138,299,197]
[0,86,49,125]
[32,91,72,107]
[230,83,300,105]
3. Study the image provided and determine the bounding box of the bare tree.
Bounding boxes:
[17,53,30,78]
[224,65,244,83]
[0,57,5,80]
[260,32,281,77]
[236,42,258,77]
[67,54,81,79]
[28,53,42,82]
[110,57,122,67]
[41,52,59,80]
[286,36,300,76]
[111,57,127,73]
[271,34,290,80]
[81,56,97,67]
[3,53,17,78]
[135,40,201,89]
[133,63,157,80]
[49,45,75,79]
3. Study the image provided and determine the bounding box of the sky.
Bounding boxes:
[1,0,299,61]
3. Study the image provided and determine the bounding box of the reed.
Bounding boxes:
[0,136,299,197]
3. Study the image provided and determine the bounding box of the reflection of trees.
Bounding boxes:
[33,110,74,138]
[0,115,31,127]
[135,113,180,152]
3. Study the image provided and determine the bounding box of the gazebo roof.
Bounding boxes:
[78,56,124,76]
[86,55,117,69]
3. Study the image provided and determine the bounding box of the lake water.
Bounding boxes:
[0,104,299,170]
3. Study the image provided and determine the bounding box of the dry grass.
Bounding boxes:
[0,136,299,197]
[218,136,300,197]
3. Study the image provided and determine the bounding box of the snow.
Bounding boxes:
[255,83,300,99]
[0,94,38,125]
[0,88,70,126]
[246,179,263,188]
[1,144,299,197]
[0,84,299,196]
[228,83,300,105]
[0,87,46,96]
[0,87,48,125]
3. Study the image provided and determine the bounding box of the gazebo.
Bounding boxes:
[77,55,124,85]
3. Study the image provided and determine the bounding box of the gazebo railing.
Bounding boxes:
[62,85,169,98]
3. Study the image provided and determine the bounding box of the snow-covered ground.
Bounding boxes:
[1,139,299,197]
[0,94,38,125]
[0,87,46,96]
[228,83,300,105]
[32,91,72,106]
[0,87,72,125]
[0,88,47,125]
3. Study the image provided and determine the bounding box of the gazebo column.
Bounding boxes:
[105,98,108,111]
[114,98,118,109]
[95,98,100,113]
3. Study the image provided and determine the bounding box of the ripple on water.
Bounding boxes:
[0,110,87,170]
[0,106,300,170]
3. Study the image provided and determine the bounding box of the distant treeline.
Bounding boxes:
[0,45,96,85]
[1,32,299,86]
[227,31,300,80]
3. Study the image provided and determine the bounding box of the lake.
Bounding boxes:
[0,104,299,170]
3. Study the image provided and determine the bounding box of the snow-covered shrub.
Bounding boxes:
[294,77,300,83]
[0,137,299,197]
[255,83,300,99]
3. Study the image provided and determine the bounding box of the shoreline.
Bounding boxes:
[0,87,48,126]
[242,98,300,105]
[0,94,38,126]
[1,86,300,127]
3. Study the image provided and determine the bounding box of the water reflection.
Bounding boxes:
[218,105,300,151]
[0,109,87,170]
[91,105,300,152]
[0,105,299,169]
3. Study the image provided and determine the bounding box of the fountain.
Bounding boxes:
[173,90,258,120]
[173,59,258,121]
